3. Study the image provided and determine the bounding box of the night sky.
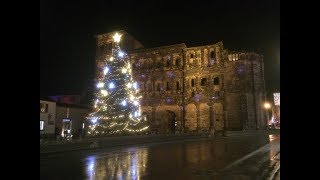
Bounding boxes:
[40,0,280,103]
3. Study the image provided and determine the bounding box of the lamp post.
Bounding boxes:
[264,102,271,128]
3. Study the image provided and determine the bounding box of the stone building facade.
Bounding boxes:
[94,31,267,133]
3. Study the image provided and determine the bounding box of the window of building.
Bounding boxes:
[167,59,171,67]
[148,83,152,91]
[157,83,161,91]
[191,92,195,97]
[157,62,163,68]
[40,120,44,131]
[190,54,194,58]
[175,58,180,67]
[214,77,220,85]
[40,103,48,113]
[166,82,171,91]
[201,78,207,86]
[210,51,215,59]
[191,79,195,87]
[176,81,180,90]
[215,91,220,97]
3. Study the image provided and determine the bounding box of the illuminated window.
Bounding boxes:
[40,120,44,131]
[40,103,48,113]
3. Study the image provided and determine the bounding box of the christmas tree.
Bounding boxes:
[87,32,149,136]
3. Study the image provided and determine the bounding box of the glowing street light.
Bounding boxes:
[264,102,271,109]
[264,102,272,128]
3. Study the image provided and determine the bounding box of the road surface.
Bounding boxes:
[40,134,280,180]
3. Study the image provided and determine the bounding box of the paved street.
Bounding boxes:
[40,134,280,180]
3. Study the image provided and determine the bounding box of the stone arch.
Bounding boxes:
[167,110,176,133]
[154,106,180,134]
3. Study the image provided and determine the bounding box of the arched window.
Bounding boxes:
[175,58,180,67]
[157,83,161,91]
[191,79,195,87]
[210,51,215,59]
[214,77,220,85]
[167,59,171,67]
[147,83,152,91]
[201,78,207,86]
[166,82,171,91]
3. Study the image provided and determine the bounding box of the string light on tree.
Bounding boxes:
[103,67,109,75]
[97,82,104,88]
[108,82,115,89]
[112,33,121,43]
[86,32,149,136]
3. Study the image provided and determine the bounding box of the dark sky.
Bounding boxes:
[40,0,280,102]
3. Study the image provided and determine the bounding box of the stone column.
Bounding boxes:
[208,102,214,131]
[196,102,200,131]
[152,105,156,124]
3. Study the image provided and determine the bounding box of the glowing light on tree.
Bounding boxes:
[87,32,149,135]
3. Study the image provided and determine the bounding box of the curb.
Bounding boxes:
[40,135,209,154]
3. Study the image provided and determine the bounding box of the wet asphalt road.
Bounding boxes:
[40,134,280,180]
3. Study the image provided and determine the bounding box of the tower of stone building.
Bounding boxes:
[224,51,267,130]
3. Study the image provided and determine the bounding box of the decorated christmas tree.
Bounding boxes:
[87,32,149,136]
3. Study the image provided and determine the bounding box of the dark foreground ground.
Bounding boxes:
[40,132,280,180]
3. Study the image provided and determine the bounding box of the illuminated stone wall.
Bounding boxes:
[95,31,267,132]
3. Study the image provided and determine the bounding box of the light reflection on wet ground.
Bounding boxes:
[40,134,278,180]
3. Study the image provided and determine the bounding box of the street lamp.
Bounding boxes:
[264,102,271,109]
[264,102,271,128]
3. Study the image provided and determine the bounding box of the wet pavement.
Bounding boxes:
[40,134,280,180]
